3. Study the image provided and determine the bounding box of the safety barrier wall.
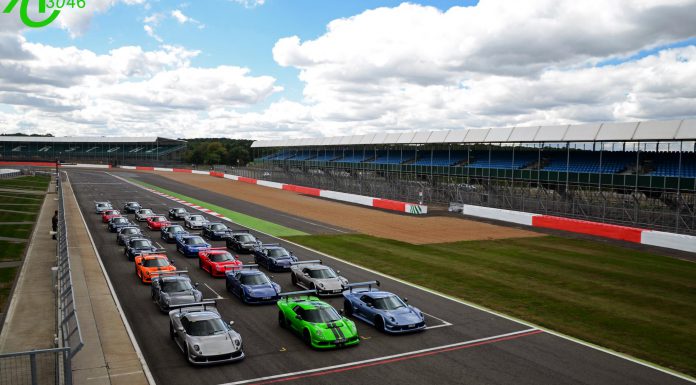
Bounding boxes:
[0,168,21,179]
[461,204,695,253]
[118,165,428,215]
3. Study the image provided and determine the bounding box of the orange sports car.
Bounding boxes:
[146,215,171,230]
[102,209,121,223]
[135,254,176,284]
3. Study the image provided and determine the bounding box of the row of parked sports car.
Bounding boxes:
[94,200,427,365]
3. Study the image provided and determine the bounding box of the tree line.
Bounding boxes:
[181,138,254,166]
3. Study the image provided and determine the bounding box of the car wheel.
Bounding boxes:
[344,300,353,317]
[170,323,176,339]
[278,311,287,328]
[302,329,312,347]
[375,316,386,333]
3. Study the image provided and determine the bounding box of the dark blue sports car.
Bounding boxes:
[124,237,158,261]
[225,266,281,304]
[252,244,298,272]
[343,281,426,334]
[201,222,233,241]
[175,235,211,257]
[107,216,133,232]
[161,224,189,243]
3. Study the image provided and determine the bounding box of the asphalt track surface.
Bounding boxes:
[67,169,692,385]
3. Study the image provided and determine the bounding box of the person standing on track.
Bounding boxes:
[52,210,58,240]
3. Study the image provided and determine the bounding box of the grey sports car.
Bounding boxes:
[169,302,244,365]
[184,214,209,230]
[151,271,202,312]
[135,208,156,222]
[168,207,190,220]
[290,261,348,296]
[95,201,112,214]
[116,226,143,245]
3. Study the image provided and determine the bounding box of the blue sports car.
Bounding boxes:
[175,235,211,257]
[161,224,189,243]
[252,244,298,272]
[124,237,158,261]
[107,216,133,232]
[225,265,281,304]
[343,281,426,334]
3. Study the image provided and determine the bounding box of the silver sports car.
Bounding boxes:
[95,201,112,214]
[169,302,244,365]
[151,271,202,312]
[290,260,349,296]
[135,208,156,222]
[185,214,209,230]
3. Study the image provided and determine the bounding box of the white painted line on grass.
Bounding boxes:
[222,328,540,385]
[110,171,696,384]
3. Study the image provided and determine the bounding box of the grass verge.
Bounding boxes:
[0,175,50,191]
[128,178,308,237]
[0,241,27,261]
[286,233,696,377]
[0,267,19,313]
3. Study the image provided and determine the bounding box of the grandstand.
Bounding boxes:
[250,120,696,235]
[0,136,186,164]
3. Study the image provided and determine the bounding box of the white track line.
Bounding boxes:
[204,283,224,300]
[67,172,156,385]
[421,311,452,330]
[110,172,696,384]
[223,328,539,385]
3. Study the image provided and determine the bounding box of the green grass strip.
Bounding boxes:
[0,241,26,261]
[0,266,19,312]
[286,233,696,377]
[128,178,308,237]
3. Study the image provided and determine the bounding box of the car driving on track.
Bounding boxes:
[290,261,348,296]
[151,271,202,312]
[107,216,133,232]
[135,253,176,284]
[169,302,244,365]
[146,215,171,230]
[343,281,426,333]
[124,237,158,261]
[252,243,298,272]
[161,224,189,243]
[123,201,142,213]
[277,290,359,349]
[184,214,209,230]
[95,201,112,214]
[225,266,281,304]
[116,226,143,245]
[201,222,233,241]
[135,208,156,222]
[101,209,121,223]
[225,230,260,253]
[168,207,190,220]
[176,235,211,257]
[198,248,242,277]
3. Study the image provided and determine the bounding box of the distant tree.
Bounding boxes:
[181,138,253,166]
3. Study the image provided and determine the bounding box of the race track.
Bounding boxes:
[67,169,692,385]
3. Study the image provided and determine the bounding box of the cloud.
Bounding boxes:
[230,0,265,9]
[143,25,162,42]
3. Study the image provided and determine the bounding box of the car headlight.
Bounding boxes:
[232,337,241,348]
[348,321,357,333]
[318,283,325,289]
[314,328,323,337]
[389,316,397,324]
[193,344,200,352]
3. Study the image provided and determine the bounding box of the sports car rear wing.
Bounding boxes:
[151,270,189,278]
[170,300,217,313]
[203,246,227,251]
[261,243,280,247]
[279,289,318,302]
[290,260,322,266]
[345,281,380,292]
[241,264,259,270]
[230,229,251,233]
[138,248,168,255]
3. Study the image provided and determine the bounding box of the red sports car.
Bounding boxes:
[198,247,243,277]
[102,209,122,223]
[146,215,171,230]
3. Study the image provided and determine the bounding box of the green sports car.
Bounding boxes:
[277,290,360,349]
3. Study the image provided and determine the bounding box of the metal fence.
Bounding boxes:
[0,172,82,385]
[0,169,21,179]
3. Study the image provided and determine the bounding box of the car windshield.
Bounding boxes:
[240,274,269,285]
[140,209,153,215]
[168,226,184,233]
[189,216,203,221]
[152,217,165,222]
[186,318,228,336]
[373,295,406,310]
[122,228,139,235]
[173,208,185,213]
[133,240,151,248]
[211,224,226,231]
[186,237,206,245]
[304,307,341,323]
[237,235,255,242]
[308,268,337,279]
[267,249,289,258]
[127,202,138,206]
[210,253,234,262]
[143,258,169,267]
[161,280,192,292]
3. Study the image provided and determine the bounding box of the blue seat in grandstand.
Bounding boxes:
[542,152,632,174]
[648,154,696,177]
[466,152,537,169]
[369,150,415,164]
[314,152,341,161]
[412,151,467,166]
[336,154,370,163]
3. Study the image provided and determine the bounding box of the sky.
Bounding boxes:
[0,0,695,140]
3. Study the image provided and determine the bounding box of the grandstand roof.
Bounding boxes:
[0,136,185,144]
[251,119,696,148]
